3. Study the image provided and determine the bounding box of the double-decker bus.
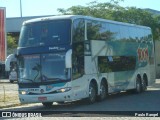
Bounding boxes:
[16,15,155,107]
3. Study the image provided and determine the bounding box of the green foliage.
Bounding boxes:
[7,35,18,55]
[57,1,160,40]
[7,35,17,49]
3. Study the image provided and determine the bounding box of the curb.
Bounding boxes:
[0,102,21,109]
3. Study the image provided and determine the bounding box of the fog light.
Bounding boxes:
[60,89,66,92]
[56,87,71,93]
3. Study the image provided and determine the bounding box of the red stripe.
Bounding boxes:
[3,9,5,61]
[0,9,5,61]
[0,10,2,61]
[2,10,5,61]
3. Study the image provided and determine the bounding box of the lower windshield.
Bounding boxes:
[18,53,70,83]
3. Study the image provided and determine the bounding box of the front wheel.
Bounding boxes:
[42,102,53,107]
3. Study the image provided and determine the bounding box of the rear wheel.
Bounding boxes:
[142,76,147,92]
[42,102,53,107]
[57,102,65,104]
[87,82,97,103]
[10,80,14,83]
[98,81,107,101]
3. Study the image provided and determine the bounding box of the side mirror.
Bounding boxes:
[5,54,16,71]
[65,49,72,68]
[15,54,18,58]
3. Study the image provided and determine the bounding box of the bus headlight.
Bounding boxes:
[19,90,27,95]
[56,87,71,93]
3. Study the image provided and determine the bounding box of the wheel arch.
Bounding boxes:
[136,74,142,85]
[137,74,142,81]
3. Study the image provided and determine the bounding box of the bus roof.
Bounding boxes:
[23,15,151,30]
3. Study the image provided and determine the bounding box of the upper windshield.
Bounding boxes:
[18,53,70,83]
[19,19,71,47]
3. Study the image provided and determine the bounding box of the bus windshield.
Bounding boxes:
[18,53,70,83]
[19,19,71,47]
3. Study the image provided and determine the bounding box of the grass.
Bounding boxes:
[0,92,19,102]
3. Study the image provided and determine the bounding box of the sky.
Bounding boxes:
[0,0,160,18]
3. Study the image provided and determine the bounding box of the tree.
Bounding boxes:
[7,34,18,55]
[57,1,160,40]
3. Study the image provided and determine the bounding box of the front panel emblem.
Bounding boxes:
[40,89,44,93]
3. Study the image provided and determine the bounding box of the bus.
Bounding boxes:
[16,15,155,107]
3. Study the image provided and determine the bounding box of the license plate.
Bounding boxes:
[38,97,47,101]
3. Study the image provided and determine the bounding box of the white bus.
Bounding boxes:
[17,15,155,107]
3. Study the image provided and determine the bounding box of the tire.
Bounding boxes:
[135,77,142,93]
[87,82,97,104]
[98,81,107,101]
[142,79,147,92]
[42,102,53,107]
[10,80,14,83]
[57,102,65,104]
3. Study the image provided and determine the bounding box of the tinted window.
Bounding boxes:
[119,25,130,41]
[98,56,136,73]
[72,42,84,80]
[144,29,152,43]
[87,20,100,40]
[72,19,85,80]
[19,20,71,47]
[136,28,144,42]
[109,23,121,41]
[129,27,137,42]
[72,19,85,42]
[87,20,112,41]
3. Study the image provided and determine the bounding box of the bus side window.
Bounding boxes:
[72,19,85,80]
[72,19,85,42]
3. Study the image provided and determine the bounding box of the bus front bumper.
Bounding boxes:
[19,91,73,104]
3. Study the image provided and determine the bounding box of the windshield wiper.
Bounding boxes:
[19,78,34,82]
[50,78,66,81]
[41,77,64,82]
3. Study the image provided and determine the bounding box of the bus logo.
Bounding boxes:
[137,47,149,62]
[40,89,44,93]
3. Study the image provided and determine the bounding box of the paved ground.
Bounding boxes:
[1,79,160,119]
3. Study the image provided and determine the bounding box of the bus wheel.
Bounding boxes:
[142,79,147,92]
[10,80,14,83]
[42,102,53,107]
[135,77,142,93]
[98,81,107,101]
[88,82,97,103]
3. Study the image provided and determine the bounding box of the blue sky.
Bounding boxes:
[0,0,159,18]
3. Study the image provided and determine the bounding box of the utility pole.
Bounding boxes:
[20,0,22,17]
